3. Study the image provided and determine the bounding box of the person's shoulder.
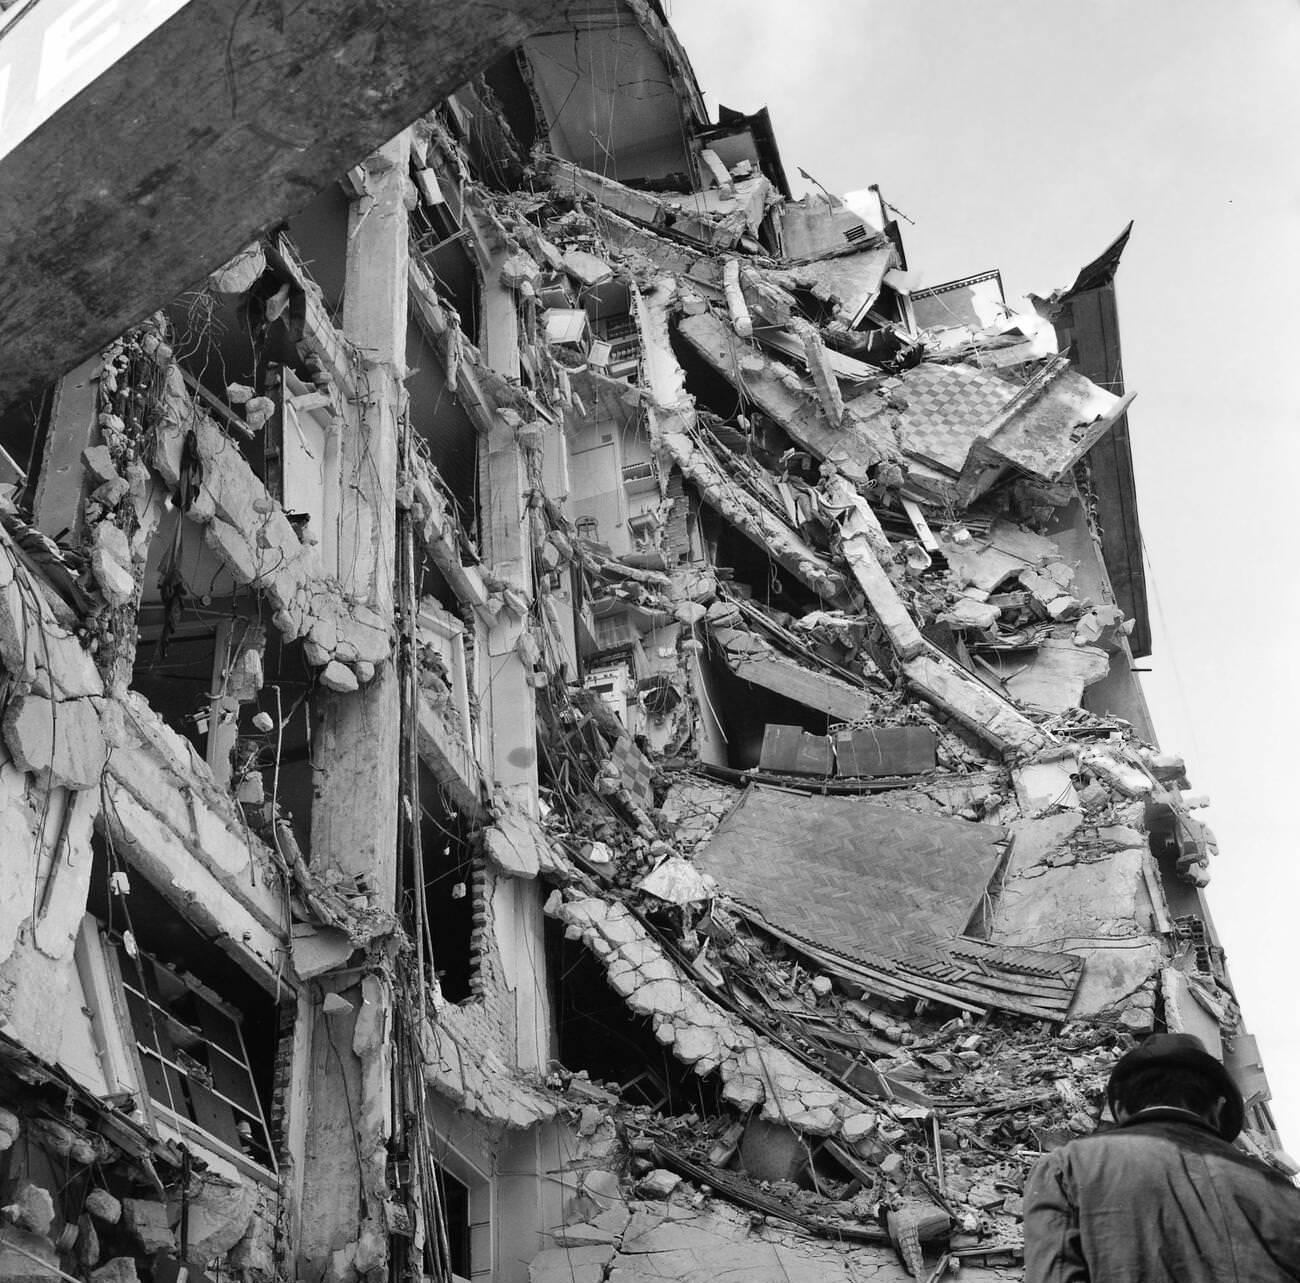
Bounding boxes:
[1032,1123,1177,1171]
[1028,1128,1120,1173]
[1100,1121,1300,1189]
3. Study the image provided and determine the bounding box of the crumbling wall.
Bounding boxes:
[152,365,392,691]
[546,891,877,1139]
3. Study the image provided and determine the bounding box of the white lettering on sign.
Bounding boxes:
[36,0,125,100]
[0,0,190,162]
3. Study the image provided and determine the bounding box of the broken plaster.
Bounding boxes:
[152,365,392,686]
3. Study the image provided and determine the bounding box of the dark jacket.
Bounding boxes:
[1023,1108,1300,1282]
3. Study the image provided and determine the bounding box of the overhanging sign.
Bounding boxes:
[0,0,190,162]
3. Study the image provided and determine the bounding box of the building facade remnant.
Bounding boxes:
[0,5,1287,1281]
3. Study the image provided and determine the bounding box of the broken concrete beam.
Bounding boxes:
[722,258,753,338]
[405,449,490,616]
[839,532,926,660]
[1001,638,1111,714]
[291,925,356,980]
[540,155,668,226]
[902,650,1050,759]
[833,726,937,778]
[700,148,737,192]
[710,627,874,722]
[2,690,108,791]
[102,696,288,986]
[634,278,693,415]
[739,264,795,328]
[655,415,851,606]
[589,206,719,288]
[669,207,743,249]
[792,319,844,427]
[1013,753,1081,814]
[676,311,898,481]
[153,367,393,681]
[942,519,1064,594]
[1082,748,1153,798]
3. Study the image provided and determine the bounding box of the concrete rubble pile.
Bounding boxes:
[0,3,1286,1282]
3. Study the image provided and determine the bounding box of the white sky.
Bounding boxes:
[669,0,1300,1144]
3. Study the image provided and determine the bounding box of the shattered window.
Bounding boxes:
[114,939,277,1174]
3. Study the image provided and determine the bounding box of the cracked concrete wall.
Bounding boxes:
[0,530,108,788]
[0,743,95,1065]
[0,506,292,1079]
[422,860,558,1129]
[992,811,1162,1027]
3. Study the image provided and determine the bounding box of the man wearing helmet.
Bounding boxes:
[1023,1032,1300,1282]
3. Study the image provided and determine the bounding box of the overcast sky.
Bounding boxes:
[668,0,1300,1145]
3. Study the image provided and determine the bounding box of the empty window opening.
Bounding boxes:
[407,322,480,527]
[410,183,480,349]
[403,763,481,1003]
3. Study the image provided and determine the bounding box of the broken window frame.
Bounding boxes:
[73,914,280,1187]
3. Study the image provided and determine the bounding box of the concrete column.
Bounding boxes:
[33,355,99,541]
[311,133,407,897]
[299,134,408,1283]
[475,251,553,1072]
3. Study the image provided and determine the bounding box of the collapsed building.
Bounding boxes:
[0,3,1289,1281]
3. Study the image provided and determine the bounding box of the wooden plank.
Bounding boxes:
[0,0,563,415]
